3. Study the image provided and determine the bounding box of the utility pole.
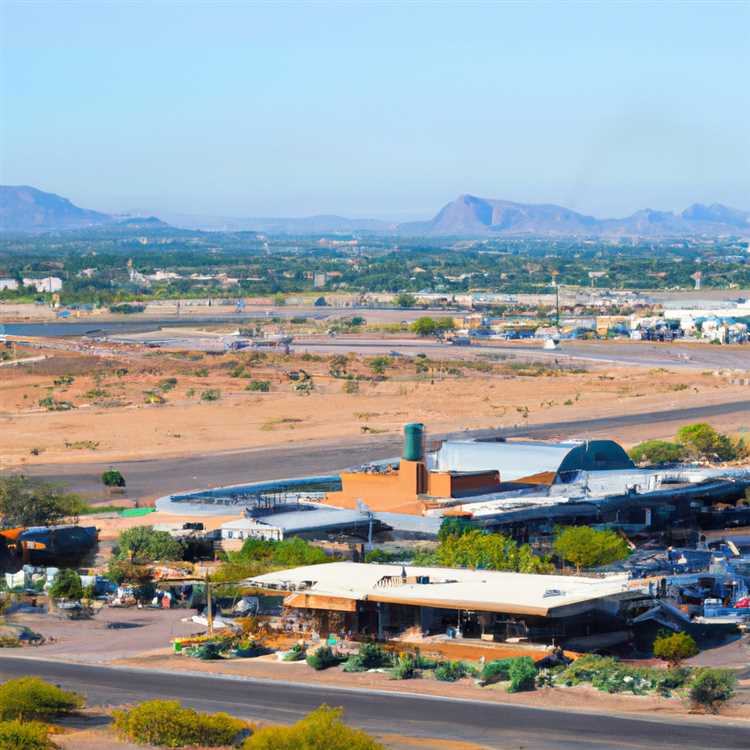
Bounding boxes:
[205,572,214,637]
[551,271,560,330]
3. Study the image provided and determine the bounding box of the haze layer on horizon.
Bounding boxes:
[1,1,748,221]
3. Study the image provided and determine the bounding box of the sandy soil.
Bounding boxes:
[1,342,745,474]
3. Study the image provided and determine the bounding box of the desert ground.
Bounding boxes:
[3,337,749,475]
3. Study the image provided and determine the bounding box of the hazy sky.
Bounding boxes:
[2,1,748,220]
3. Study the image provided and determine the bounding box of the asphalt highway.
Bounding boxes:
[0,656,745,749]
[18,399,750,501]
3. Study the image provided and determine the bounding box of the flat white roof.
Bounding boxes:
[247,562,639,617]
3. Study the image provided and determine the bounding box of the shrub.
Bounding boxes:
[306,645,344,671]
[342,642,392,672]
[49,569,83,601]
[508,656,537,692]
[343,379,359,394]
[676,423,735,461]
[628,439,685,466]
[390,652,419,680]
[434,660,467,682]
[0,720,54,750]
[283,643,306,661]
[246,380,271,392]
[200,388,221,401]
[243,705,383,749]
[101,469,126,487]
[113,699,250,747]
[158,377,178,392]
[478,658,516,686]
[555,654,691,697]
[653,631,699,666]
[688,668,737,713]
[0,677,84,721]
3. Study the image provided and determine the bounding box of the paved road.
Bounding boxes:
[17,400,750,501]
[0,657,745,749]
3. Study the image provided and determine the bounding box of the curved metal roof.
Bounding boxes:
[429,439,633,482]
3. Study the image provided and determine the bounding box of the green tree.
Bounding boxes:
[553,526,630,574]
[114,526,184,563]
[395,293,416,308]
[436,529,552,573]
[437,517,475,541]
[411,317,456,337]
[243,705,384,749]
[676,423,735,461]
[101,469,126,487]
[0,475,84,528]
[628,440,685,466]
[48,569,83,601]
[653,631,699,666]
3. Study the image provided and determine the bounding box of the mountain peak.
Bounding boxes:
[0,185,112,232]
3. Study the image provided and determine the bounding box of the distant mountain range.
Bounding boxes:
[1,185,748,238]
[400,194,750,237]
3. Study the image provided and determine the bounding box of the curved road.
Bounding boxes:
[17,399,750,501]
[0,657,745,749]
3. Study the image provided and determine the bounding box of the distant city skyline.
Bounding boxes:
[2,1,748,220]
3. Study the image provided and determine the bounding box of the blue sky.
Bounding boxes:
[1,1,748,219]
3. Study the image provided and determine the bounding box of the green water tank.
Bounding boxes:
[403,422,425,461]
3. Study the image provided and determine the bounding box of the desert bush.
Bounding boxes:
[113,699,250,747]
[243,705,383,749]
[653,631,699,666]
[306,645,344,671]
[629,439,685,466]
[389,651,420,680]
[508,656,537,692]
[246,379,271,392]
[688,668,737,713]
[0,719,54,750]
[101,469,126,487]
[434,660,467,682]
[200,388,221,401]
[676,423,735,462]
[555,654,691,696]
[478,658,516,686]
[342,642,393,672]
[38,396,74,411]
[0,677,84,721]
[283,643,306,661]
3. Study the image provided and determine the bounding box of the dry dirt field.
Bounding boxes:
[2,339,748,474]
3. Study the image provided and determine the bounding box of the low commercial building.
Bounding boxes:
[22,276,63,293]
[248,561,647,647]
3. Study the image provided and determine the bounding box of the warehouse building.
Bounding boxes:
[248,561,648,648]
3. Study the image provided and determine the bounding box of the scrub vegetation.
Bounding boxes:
[629,422,748,465]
